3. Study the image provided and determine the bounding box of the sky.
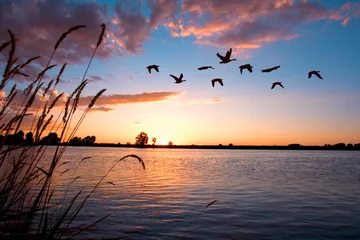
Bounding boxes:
[0,0,360,146]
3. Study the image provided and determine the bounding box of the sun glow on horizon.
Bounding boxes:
[157,140,169,145]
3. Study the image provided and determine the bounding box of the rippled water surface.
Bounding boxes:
[46,147,360,239]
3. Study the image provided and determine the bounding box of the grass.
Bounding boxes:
[0,25,145,239]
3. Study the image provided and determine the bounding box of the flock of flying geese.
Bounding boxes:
[146,48,323,89]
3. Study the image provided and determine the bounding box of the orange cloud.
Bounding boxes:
[88,107,114,112]
[79,91,183,107]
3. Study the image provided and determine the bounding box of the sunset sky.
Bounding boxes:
[1,0,360,146]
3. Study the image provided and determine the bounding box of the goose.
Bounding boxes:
[239,64,253,74]
[308,70,323,80]
[261,65,280,73]
[146,65,159,74]
[211,78,223,87]
[216,48,236,64]
[271,82,284,89]
[198,66,215,70]
[170,73,186,84]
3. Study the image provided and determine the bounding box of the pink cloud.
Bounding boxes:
[167,1,360,49]
[110,1,150,54]
[148,0,179,29]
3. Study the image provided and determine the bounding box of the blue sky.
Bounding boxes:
[0,0,359,145]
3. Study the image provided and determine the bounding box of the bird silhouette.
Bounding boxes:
[198,66,215,70]
[146,65,159,74]
[216,48,236,64]
[239,64,253,74]
[170,73,186,84]
[261,65,280,73]
[211,78,223,87]
[308,70,323,80]
[271,82,284,89]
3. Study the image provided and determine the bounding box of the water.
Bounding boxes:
[46,147,360,239]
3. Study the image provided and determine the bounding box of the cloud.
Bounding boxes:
[88,107,114,112]
[110,0,150,53]
[79,91,183,106]
[166,0,360,49]
[4,88,67,112]
[148,0,179,29]
[329,2,360,26]
[87,75,106,83]
[208,98,223,103]
[132,121,143,124]
[0,0,111,66]
[0,0,178,65]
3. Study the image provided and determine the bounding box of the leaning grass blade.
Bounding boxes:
[54,25,86,51]
[3,29,16,79]
[205,200,219,209]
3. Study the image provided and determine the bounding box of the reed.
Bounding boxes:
[0,24,145,239]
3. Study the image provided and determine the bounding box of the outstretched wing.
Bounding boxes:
[219,79,223,86]
[279,82,284,88]
[308,72,312,79]
[216,53,225,60]
[314,71,323,80]
[180,73,183,80]
[170,74,178,81]
[211,80,215,87]
[225,48,232,59]
[248,66,253,73]
[154,66,159,72]
[147,66,151,74]
[271,83,276,89]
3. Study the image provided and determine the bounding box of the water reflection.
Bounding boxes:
[40,147,360,239]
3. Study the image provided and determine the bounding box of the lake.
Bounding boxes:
[46,147,360,239]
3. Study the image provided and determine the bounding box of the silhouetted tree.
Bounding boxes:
[229,143,233,147]
[82,135,96,145]
[333,143,346,149]
[4,130,25,145]
[40,132,60,145]
[152,137,156,145]
[168,141,173,146]
[126,142,131,145]
[69,136,82,145]
[135,132,148,146]
[25,132,34,145]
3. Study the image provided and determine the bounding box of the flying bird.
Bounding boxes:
[261,65,280,73]
[239,64,253,74]
[198,66,215,70]
[146,65,159,74]
[211,78,223,87]
[170,73,186,84]
[308,70,323,80]
[216,48,236,64]
[271,82,284,89]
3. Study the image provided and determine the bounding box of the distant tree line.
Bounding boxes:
[68,136,96,146]
[0,130,60,146]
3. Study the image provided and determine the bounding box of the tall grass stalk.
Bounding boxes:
[0,25,145,239]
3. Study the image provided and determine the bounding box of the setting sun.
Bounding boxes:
[157,140,169,145]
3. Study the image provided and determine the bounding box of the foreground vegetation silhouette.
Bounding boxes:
[0,25,145,239]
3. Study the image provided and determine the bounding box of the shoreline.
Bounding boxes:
[61,143,360,151]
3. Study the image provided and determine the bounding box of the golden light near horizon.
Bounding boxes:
[157,139,169,145]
